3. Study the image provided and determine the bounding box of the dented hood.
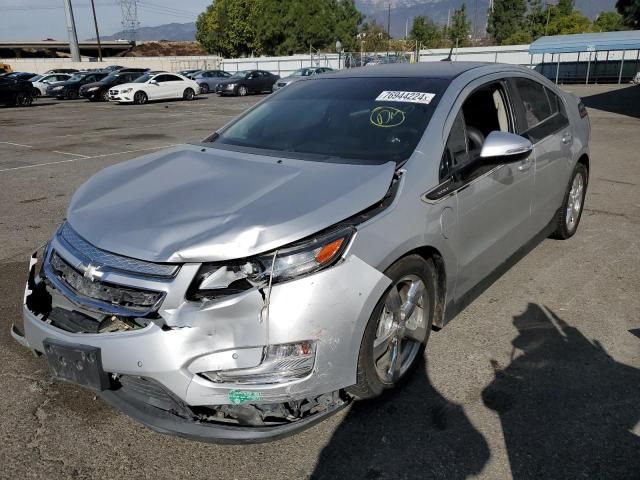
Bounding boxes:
[67,145,395,263]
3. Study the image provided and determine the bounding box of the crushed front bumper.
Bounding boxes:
[13,238,390,442]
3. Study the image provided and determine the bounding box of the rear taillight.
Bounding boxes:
[578,100,588,118]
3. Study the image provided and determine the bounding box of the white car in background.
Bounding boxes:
[108,72,199,105]
[31,73,72,96]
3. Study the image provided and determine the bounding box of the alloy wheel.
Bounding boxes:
[200,83,209,94]
[373,275,428,384]
[238,86,248,96]
[566,171,585,231]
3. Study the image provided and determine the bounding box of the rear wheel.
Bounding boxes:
[183,88,195,101]
[200,83,209,94]
[552,163,588,240]
[133,91,148,105]
[348,255,435,399]
[237,85,248,97]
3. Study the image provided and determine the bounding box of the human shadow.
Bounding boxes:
[581,85,640,119]
[311,359,490,479]
[482,304,640,479]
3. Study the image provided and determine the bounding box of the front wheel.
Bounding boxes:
[133,91,148,105]
[551,163,588,240]
[200,83,209,94]
[237,85,248,97]
[100,90,109,102]
[183,88,195,101]
[348,255,435,400]
[67,89,79,100]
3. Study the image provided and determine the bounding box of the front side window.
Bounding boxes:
[210,77,448,164]
[512,77,569,142]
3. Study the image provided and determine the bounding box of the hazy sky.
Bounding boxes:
[0,0,211,40]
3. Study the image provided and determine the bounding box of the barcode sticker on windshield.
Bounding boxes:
[375,91,435,105]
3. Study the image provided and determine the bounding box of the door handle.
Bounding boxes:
[562,132,573,145]
[517,157,532,172]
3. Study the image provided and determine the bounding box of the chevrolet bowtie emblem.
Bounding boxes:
[83,263,102,282]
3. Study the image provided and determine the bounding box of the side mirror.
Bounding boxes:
[150,79,158,85]
[480,131,532,164]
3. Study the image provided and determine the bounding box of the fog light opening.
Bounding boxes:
[200,341,316,385]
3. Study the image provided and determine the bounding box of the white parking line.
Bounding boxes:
[0,141,33,148]
[0,144,178,173]
[52,150,91,158]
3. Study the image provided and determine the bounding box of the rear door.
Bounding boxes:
[508,77,573,232]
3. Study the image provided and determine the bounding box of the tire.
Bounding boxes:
[13,92,32,107]
[100,90,109,102]
[237,85,248,97]
[551,162,588,240]
[183,88,195,101]
[200,83,209,94]
[348,255,436,400]
[67,89,79,100]
[133,91,148,105]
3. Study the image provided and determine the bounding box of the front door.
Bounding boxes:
[443,81,534,300]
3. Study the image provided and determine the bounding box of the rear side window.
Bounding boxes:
[512,78,569,143]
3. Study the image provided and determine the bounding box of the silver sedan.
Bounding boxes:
[14,62,589,443]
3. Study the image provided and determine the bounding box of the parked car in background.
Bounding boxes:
[215,69,280,96]
[44,68,79,74]
[12,63,591,443]
[177,69,203,80]
[108,72,199,104]
[273,67,334,91]
[47,71,109,99]
[0,75,33,107]
[103,65,125,72]
[80,71,146,102]
[7,72,37,81]
[193,70,231,94]
[31,73,72,96]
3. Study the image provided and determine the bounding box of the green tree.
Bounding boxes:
[526,0,548,39]
[557,0,574,16]
[547,10,592,34]
[358,21,390,52]
[616,0,640,28]
[195,0,260,57]
[488,0,527,44]
[449,3,471,47]
[593,11,626,31]
[196,0,363,57]
[408,16,442,48]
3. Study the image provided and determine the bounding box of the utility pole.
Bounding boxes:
[63,0,81,62]
[545,2,552,36]
[90,0,103,61]
[387,3,391,59]
[473,0,478,44]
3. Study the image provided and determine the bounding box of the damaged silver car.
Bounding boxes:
[13,62,590,443]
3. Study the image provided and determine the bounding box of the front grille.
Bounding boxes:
[47,251,164,315]
[58,222,178,278]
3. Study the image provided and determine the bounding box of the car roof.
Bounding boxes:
[323,62,492,80]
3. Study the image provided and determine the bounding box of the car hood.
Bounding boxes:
[67,144,395,263]
[217,78,244,86]
[81,80,108,89]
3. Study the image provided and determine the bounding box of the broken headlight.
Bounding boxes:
[187,226,354,301]
[200,341,316,384]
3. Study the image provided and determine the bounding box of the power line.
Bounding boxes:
[119,0,140,41]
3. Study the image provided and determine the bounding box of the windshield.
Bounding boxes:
[31,75,44,82]
[134,73,153,83]
[231,70,251,78]
[68,73,87,81]
[291,68,313,77]
[211,77,448,164]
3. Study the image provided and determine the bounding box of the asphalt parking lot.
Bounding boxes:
[1,85,639,479]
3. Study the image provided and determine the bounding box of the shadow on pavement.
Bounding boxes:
[581,85,640,119]
[311,359,491,479]
[482,304,640,478]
